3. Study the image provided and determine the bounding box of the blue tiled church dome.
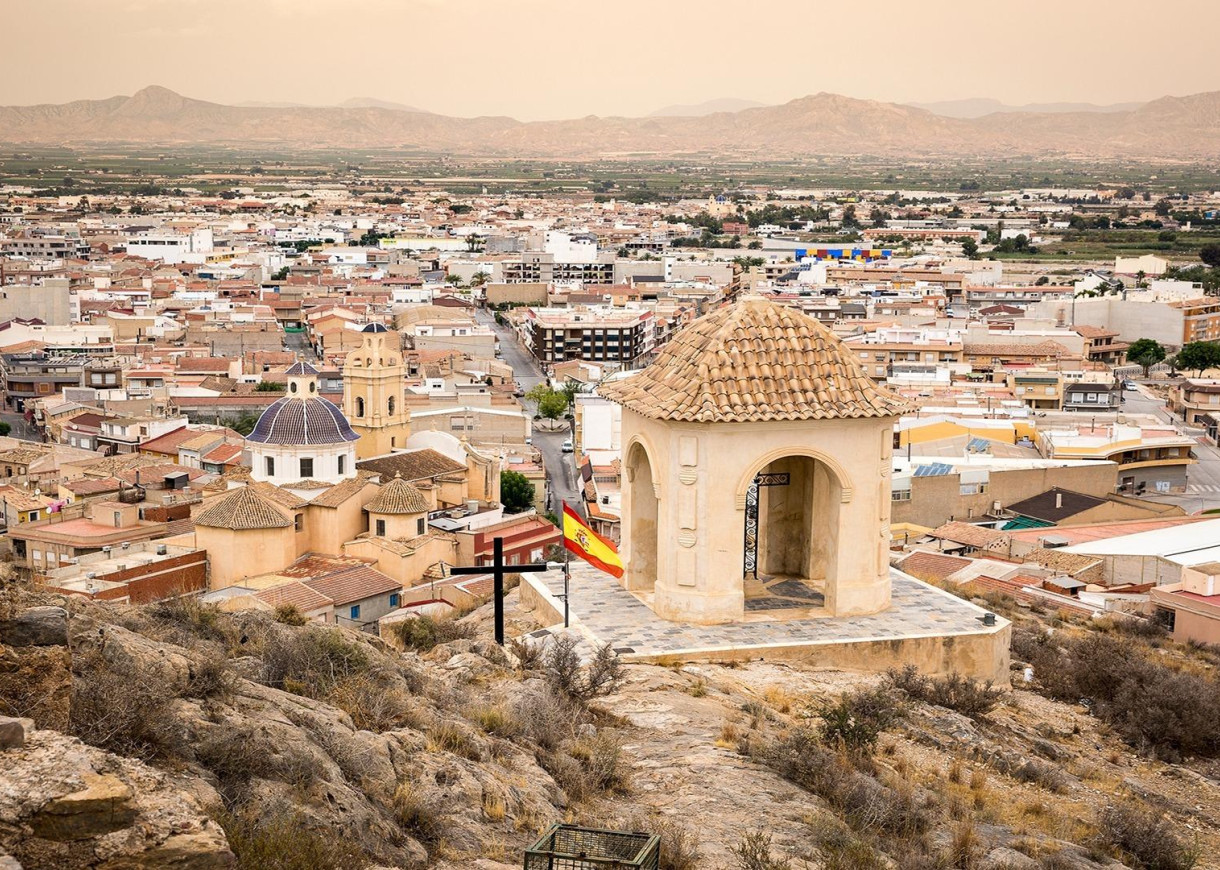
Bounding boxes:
[247,396,360,445]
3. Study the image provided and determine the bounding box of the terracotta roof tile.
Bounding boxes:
[357,448,467,482]
[194,485,292,530]
[364,474,429,515]
[598,297,912,423]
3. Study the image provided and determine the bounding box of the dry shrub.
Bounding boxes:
[807,816,887,870]
[393,782,443,848]
[219,808,368,870]
[884,665,1003,719]
[1014,759,1068,793]
[542,730,630,802]
[427,721,483,760]
[259,625,371,698]
[763,728,930,838]
[544,635,623,702]
[184,650,235,700]
[513,686,582,752]
[325,670,416,732]
[568,730,630,794]
[273,603,308,626]
[1096,803,1198,870]
[387,614,474,653]
[731,830,792,870]
[623,812,701,870]
[1017,630,1220,760]
[509,634,544,671]
[817,685,903,753]
[69,647,183,760]
[147,594,227,645]
[470,702,520,738]
[195,726,323,798]
[945,817,983,869]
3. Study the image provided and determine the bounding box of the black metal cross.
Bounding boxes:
[449,536,548,645]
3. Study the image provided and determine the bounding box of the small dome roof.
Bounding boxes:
[361,322,389,333]
[195,485,291,530]
[599,296,913,424]
[284,361,319,376]
[365,474,429,515]
[246,396,359,445]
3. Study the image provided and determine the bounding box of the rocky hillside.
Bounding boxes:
[1,576,1218,869]
[1,86,1219,158]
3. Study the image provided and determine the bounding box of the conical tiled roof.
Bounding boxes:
[599,297,913,423]
[365,474,429,515]
[194,485,292,530]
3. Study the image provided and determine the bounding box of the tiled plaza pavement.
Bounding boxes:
[534,563,1001,658]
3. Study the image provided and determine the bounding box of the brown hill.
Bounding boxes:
[2,85,1218,158]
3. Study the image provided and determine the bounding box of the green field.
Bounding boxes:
[3,147,1220,199]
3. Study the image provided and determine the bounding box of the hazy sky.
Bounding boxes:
[5,0,1219,119]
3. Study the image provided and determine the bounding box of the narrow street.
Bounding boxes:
[476,309,585,519]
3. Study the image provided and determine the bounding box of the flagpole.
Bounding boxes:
[562,503,571,628]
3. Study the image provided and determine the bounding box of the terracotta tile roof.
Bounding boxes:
[302,564,402,606]
[357,448,467,482]
[62,476,123,495]
[930,521,1009,550]
[138,427,199,455]
[194,485,292,530]
[248,480,310,510]
[254,580,333,613]
[1022,548,1103,575]
[963,340,1080,359]
[308,473,375,508]
[896,550,974,582]
[598,297,912,423]
[365,475,429,515]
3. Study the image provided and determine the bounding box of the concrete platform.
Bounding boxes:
[519,564,1011,682]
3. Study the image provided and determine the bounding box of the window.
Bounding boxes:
[113,511,122,528]
[299,457,313,478]
[355,396,365,418]
[959,483,988,495]
[389,593,400,608]
[1153,606,1176,632]
[349,605,360,620]
[265,456,275,476]
[891,489,911,501]
[338,455,346,475]
[417,517,426,536]
[376,519,386,536]
[294,513,303,532]
[388,395,396,416]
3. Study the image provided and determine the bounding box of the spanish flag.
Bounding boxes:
[562,502,624,578]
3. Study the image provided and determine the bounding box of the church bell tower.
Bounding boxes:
[343,323,410,459]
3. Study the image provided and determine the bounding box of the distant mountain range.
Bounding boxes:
[908,97,1145,119]
[648,98,768,117]
[2,85,1218,159]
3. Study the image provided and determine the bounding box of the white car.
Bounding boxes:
[561,439,573,453]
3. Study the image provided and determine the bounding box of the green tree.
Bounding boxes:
[840,205,858,229]
[255,381,286,392]
[961,238,979,259]
[535,390,568,420]
[271,266,290,281]
[1173,341,1220,377]
[499,470,535,513]
[1200,244,1220,268]
[1127,338,1167,377]
[0,422,10,437]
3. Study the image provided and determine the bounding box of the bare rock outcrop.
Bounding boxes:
[0,725,233,870]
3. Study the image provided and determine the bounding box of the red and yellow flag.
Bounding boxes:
[562,502,624,578]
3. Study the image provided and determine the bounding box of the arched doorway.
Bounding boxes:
[625,442,659,593]
[744,454,841,613]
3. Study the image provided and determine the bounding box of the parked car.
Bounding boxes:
[561,439,573,453]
